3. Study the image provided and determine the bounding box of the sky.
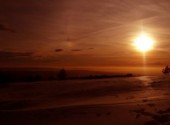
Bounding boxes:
[0,0,170,71]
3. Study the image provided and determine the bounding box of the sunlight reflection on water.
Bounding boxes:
[136,76,154,86]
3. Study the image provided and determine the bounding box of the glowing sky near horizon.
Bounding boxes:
[1,0,170,68]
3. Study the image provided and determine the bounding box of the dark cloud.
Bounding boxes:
[0,51,32,58]
[71,48,94,51]
[55,49,63,52]
[71,49,83,52]
[148,62,163,66]
[0,51,35,64]
[0,24,15,33]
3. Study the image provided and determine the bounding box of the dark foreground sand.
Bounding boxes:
[0,76,170,125]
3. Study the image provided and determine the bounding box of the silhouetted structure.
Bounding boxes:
[58,69,67,80]
[162,65,170,75]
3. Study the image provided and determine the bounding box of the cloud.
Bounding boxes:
[147,62,163,66]
[71,48,94,52]
[71,49,83,52]
[55,49,63,52]
[88,48,94,50]
[0,51,35,64]
[0,24,15,33]
[0,51,32,58]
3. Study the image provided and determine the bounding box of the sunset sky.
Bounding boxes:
[1,0,170,71]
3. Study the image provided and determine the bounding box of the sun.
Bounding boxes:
[134,32,154,52]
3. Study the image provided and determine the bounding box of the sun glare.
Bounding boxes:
[134,32,154,52]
